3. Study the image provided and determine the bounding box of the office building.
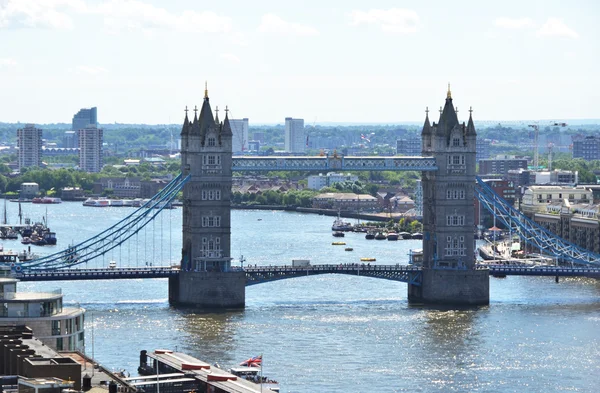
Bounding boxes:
[78,126,103,173]
[63,131,76,148]
[17,124,43,170]
[72,107,97,147]
[478,155,528,177]
[229,118,249,153]
[396,138,421,156]
[285,117,305,153]
[476,138,491,161]
[572,135,600,160]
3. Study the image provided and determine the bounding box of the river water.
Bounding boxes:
[6,202,600,392]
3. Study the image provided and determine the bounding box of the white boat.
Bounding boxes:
[83,197,111,207]
[332,211,353,231]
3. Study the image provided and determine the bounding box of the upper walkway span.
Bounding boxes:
[232,156,437,172]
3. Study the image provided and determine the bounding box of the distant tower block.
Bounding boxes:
[169,84,245,308]
[408,86,489,305]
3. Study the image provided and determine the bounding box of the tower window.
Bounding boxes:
[453,138,460,147]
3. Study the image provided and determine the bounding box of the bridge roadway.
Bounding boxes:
[13,264,600,283]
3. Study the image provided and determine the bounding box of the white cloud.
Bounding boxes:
[91,0,232,34]
[72,65,108,75]
[0,57,17,67]
[350,8,419,34]
[536,17,578,39]
[258,13,318,36]
[494,17,534,29]
[0,0,232,33]
[0,0,85,29]
[220,53,240,63]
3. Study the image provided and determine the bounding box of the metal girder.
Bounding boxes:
[484,265,600,278]
[244,264,422,286]
[232,156,437,172]
[475,177,600,266]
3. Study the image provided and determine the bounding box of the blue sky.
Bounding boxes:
[1,0,598,125]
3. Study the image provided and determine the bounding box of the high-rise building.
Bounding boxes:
[285,117,305,153]
[78,126,103,173]
[17,124,43,170]
[72,107,98,147]
[396,138,421,155]
[229,118,249,153]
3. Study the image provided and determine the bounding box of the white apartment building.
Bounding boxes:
[230,118,249,153]
[17,124,43,170]
[0,272,85,352]
[78,126,103,173]
[307,172,359,190]
[521,185,592,216]
[285,117,305,153]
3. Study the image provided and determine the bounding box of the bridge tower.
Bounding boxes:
[408,86,489,305]
[169,85,245,308]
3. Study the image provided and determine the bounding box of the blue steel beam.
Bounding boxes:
[475,177,600,266]
[232,156,437,172]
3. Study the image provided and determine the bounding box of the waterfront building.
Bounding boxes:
[229,118,249,153]
[307,172,359,190]
[93,177,141,198]
[478,155,528,177]
[520,185,592,217]
[78,125,103,173]
[312,192,378,211]
[284,117,305,153]
[572,134,600,160]
[20,182,39,198]
[0,271,85,352]
[17,124,43,171]
[396,138,421,156]
[534,201,600,253]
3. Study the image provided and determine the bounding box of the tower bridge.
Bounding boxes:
[9,86,600,307]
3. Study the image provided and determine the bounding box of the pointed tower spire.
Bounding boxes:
[421,106,431,136]
[437,84,459,136]
[191,105,200,135]
[222,105,233,136]
[204,81,208,99]
[215,106,220,124]
[181,106,190,135]
[466,106,476,136]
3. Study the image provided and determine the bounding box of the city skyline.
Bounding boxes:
[1,0,598,124]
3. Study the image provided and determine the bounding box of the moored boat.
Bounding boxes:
[386,232,399,241]
[360,257,376,262]
[374,232,386,240]
[332,231,345,237]
[32,197,62,204]
[365,231,375,240]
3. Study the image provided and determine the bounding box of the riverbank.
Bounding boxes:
[232,204,413,222]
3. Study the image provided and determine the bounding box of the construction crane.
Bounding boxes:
[528,122,567,170]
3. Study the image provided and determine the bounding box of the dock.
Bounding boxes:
[137,349,279,393]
